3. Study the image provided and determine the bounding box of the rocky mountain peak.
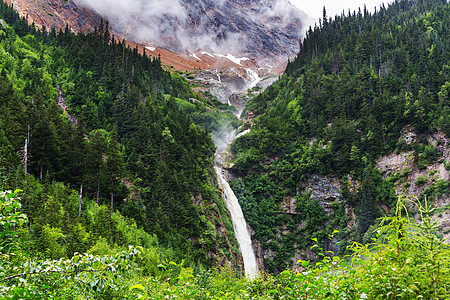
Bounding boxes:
[79,0,311,65]
[6,0,313,68]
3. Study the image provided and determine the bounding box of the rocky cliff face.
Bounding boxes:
[6,0,312,69]
[244,126,450,273]
[188,67,278,110]
[74,0,312,67]
[5,0,102,32]
[377,127,450,240]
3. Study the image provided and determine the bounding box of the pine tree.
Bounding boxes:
[105,127,126,212]
[84,130,108,204]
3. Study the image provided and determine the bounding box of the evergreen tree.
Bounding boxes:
[105,127,127,211]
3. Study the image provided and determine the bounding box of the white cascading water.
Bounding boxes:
[214,165,258,278]
[212,68,261,278]
[245,68,260,89]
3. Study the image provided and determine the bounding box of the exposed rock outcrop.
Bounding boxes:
[73,0,313,66]
[377,129,449,200]
[304,175,342,213]
[377,127,450,240]
[5,0,103,32]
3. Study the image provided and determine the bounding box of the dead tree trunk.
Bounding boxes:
[22,138,28,174]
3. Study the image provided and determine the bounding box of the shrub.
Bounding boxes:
[415,175,428,187]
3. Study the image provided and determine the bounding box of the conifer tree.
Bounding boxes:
[105,126,126,212]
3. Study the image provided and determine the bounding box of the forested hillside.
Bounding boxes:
[233,0,449,273]
[0,0,243,282]
[1,0,450,298]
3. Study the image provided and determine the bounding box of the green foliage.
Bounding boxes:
[415,175,428,187]
[0,189,26,254]
[231,0,450,269]
[2,246,142,299]
[0,189,138,298]
[1,0,449,295]
[0,0,240,269]
[295,192,329,243]
[415,143,442,170]
[243,0,450,172]
[118,197,450,299]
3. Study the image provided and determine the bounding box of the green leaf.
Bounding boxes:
[92,261,101,269]
[129,284,145,292]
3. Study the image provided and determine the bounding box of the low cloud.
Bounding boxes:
[75,0,187,23]
[74,0,310,57]
[75,0,187,43]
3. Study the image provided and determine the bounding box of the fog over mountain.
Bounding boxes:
[74,0,313,63]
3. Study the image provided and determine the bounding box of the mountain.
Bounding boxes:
[2,0,450,298]
[5,0,102,32]
[230,0,449,273]
[0,0,245,275]
[75,0,312,67]
[6,0,313,69]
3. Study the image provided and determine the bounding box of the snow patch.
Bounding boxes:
[200,51,215,58]
[189,52,202,61]
[145,46,156,52]
[214,53,249,66]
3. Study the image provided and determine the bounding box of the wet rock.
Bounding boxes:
[304,175,342,214]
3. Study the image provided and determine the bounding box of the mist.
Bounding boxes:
[74,0,310,57]
[74,0,187,45]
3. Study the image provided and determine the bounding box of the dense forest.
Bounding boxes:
[232,0,449,273]
[1,0,450,298]
[0,0,244,290]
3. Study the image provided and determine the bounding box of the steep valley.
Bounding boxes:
[1,0,450,297]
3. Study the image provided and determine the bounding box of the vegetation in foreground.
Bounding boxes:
[2,191,449,299]
[1,0,449,298]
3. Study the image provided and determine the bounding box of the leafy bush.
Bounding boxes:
[127,196,450,299]
[415,175,428,187]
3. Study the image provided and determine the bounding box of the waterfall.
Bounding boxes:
[212,67,261,278]
[245,68,260,89]
[214,165,258,278]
